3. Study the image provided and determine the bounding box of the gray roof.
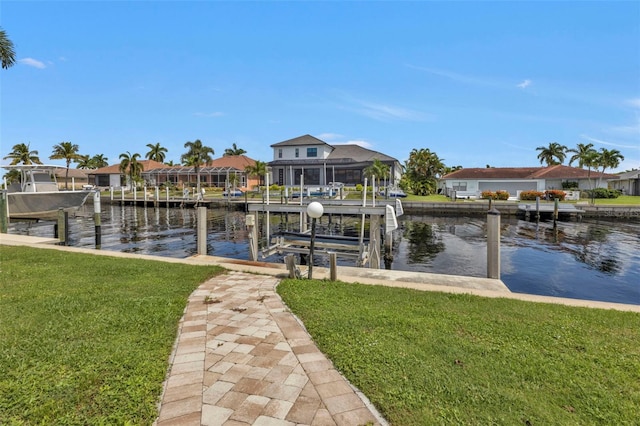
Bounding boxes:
[270,134,332,148]
[327,144,396,163]
[615,169,640,179]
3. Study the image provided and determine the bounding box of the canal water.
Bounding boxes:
[7,204,640,306]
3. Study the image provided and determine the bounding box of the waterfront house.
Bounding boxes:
[89,160,166,188]
[440,165,619,199]
[53,168,89,189]
[140,155,260,190]
[268,134,402,186]
[89,156,261,191]
[609,169,640,196]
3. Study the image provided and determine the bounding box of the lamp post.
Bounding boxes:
[307,201,324,279]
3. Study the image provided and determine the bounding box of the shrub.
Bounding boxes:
[519,191,545,201]
[355,184,363,192]
[481,190,496,200]
[584,188,622,199]
[545,189,566,201]
[562,181,579,190]
[496,190,510,200]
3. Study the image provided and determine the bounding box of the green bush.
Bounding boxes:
[519,191,545,201]
[355,184,363,192]
[562,181,579,189]
[584,188,622,199]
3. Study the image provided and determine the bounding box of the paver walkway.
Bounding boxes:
[155,271,384,426]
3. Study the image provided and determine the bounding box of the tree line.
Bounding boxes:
[2,140,268,193]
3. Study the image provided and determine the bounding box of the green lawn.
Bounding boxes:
[0,246,222,425]
[4,246,639,425]
[277,279,640,425]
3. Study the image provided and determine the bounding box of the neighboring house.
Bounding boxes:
[268,134,402,186]
[89,160,167,188]
[54,168,88,189]
[609,170,640,196]
[90,156,260,190]
[141,155,259,190]
[440,165,619,199]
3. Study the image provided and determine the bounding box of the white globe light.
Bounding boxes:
[307,201,324,219]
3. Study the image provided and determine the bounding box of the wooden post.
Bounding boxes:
[57,208,68,246]
[384,231,393,269]
[329,252,337,281]
[535,196,540,221]
[0,190,8,233]
[197,206,207,255]
[368,214,381,269]
[110,186,114,201]
[285,254,297,278]
[93,191,101,249]
[166,186,170,207]
[246,212,259,261]
[155,186,160,208]
[553,198,559,227]
[487,206,501,279]
[121,186,125,204]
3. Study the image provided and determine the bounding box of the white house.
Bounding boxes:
[440,165,619,199]
[268,134,402,186]
[609,169,640,196]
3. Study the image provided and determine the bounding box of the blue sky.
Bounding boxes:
[2,1,639,172]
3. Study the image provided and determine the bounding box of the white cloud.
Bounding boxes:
[344,140,373,149]
[580,134,640,150]
[517,79,532,89]
[316,133,343,141]
[18,58,46,69]
[194,112,224,118]
[407,64,494,86]
[333,91,429,122]
[626,98,640,109]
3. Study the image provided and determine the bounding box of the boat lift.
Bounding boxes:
[245,200,403,269]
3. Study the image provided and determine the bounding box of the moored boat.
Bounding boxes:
[2,165,93,220]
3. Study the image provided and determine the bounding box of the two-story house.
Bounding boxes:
[268,134,402,187]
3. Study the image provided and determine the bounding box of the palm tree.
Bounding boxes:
[364,158,391,191]
[91,154,109,168]
[3,142,42,165]
[536,142,567,166]
[404,148,445,195]
[568,143,596,168]
[181,139,214,193]
[145,142,168,163]
[0,27,16,69]
[597,148,625,187]
[245,160,268,188]
[119,151,143,190]
[50,141,82,189]
[75,155,93,169]
[223,143,247,156]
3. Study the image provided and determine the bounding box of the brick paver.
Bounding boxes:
[155,272,384,426]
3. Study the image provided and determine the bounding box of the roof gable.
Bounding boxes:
[270,134,333,148]
[90,160,166,174]
[206,155,256,170]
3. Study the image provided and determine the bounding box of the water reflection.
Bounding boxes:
[7,205,639,305]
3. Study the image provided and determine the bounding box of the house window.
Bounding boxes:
[452,182,467,191]
[295,148,299,158]
[278,148,282,159]
[307,147,317,158]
